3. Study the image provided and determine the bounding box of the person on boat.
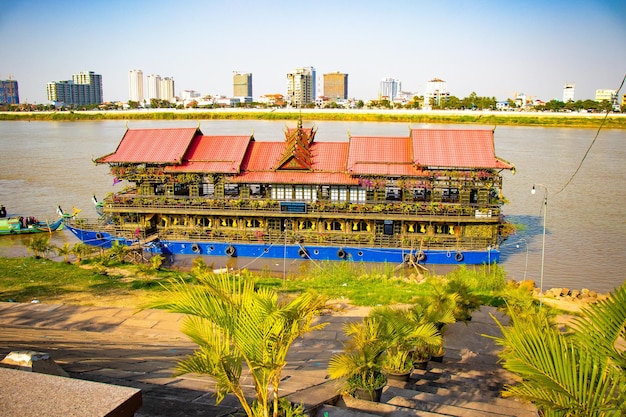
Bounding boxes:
[0,206,6,218]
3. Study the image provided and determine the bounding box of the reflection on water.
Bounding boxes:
[0,120,624,293]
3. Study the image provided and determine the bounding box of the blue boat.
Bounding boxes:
[64,122,513,267]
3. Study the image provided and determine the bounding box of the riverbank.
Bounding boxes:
[2,108,625,128]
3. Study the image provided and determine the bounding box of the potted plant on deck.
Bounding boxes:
[420,279,459,362]
[328,317,388,401]
[369,306,441,381]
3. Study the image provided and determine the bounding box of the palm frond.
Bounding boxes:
[492,309,626,415]
[570,282,626,369]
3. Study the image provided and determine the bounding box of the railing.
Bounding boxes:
[103,194,503,219]
[69,217,495,252]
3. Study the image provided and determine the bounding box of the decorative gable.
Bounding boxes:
[275,118,316,171]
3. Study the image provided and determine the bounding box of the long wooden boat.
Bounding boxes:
[0,215,64,235]
[64,121,515,266]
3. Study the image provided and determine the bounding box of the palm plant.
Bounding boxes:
[108,240,129,263]
[419,281,458,358]
[27,235,52,259]
[491,282,626,416]
[70,242,88,263]
[369,306,441,374]
[327,317,388,399]
[55,242,72,263]
[151,272,328,417]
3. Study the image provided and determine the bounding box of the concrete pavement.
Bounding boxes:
[0,301,523,417]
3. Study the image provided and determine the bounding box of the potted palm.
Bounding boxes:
[406,296,450,369]
[421,280,459,362]
[328,317,388,401]
[370,306,440,381]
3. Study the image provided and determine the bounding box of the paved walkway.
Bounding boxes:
[0,301,515,417]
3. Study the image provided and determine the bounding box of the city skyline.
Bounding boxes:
[1,0,624,104]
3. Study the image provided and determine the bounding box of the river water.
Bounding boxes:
[0,119,624,293]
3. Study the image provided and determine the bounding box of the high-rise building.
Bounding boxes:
[146,74,162,100]
[128,69,144,103]
[160,77,175,102]
[287,67,315,106]
[233,72,252,100]
[324,72,348,99]
[46,71,103,106]
[0,79,19,104]
[563,83,575,102]
[379,78,400,100]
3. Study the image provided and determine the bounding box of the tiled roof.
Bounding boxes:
[166,135,252,173]
[240,142,283,171]
[98,126,513,184]
[97,128,199,164]
[411,129,512,169]
[347,136,420,176]
[234,142,350,183]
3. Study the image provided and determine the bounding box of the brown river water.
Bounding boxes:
[0,119,624,294]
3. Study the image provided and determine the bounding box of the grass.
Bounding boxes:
[0,257,183,307]
[1,109,624,129]
[1,256,509,308]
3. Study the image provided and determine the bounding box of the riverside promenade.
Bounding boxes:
[0,301,537,417]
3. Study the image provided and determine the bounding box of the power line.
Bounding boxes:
[554,74,626,195]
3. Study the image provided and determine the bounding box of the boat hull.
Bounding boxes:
[0,217,65,236]
[64,223,500,265]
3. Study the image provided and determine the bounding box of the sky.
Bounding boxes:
[1,0,625,104]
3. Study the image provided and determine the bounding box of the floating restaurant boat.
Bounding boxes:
[64,121,514,266]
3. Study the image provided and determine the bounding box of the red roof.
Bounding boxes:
[97,128,199,164]
[347,136,421,176]
[410,129,512,169]
[166,135,252,173]
[233,142,350,184]
[97,126,513,184]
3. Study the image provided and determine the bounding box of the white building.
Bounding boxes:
[146,74,162,100]
[379,78,400,100]
[128,69,144,102]
[160,77,175,102]
[563,83,575,102]
[424,78,449,109]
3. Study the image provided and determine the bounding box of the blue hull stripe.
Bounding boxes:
[64,224,499,265]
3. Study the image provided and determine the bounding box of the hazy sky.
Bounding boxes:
[1,0,624,104]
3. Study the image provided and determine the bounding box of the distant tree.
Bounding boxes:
[442,96,461,110]
[544,99,565,112]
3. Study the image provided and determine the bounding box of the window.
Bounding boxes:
[350,187,366,203]
[202,183,214,196]
[386,186,401,200]
[250,184,262,197]
[224,184,239,197]
[271,185,285,200]
[330,186,351,202]
[295,186,303,200]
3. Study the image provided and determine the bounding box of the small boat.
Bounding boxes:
[0,213,65,235]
